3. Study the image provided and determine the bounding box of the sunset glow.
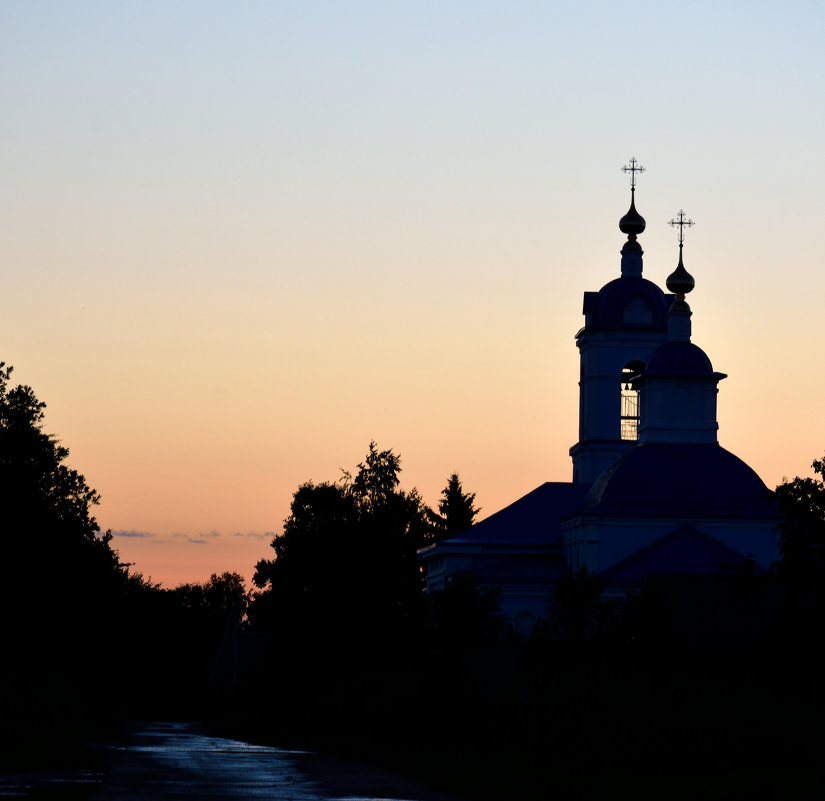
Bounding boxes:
[3,1,824,586]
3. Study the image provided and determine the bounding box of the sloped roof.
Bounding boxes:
[447,481,591,548]
[598,525,766,583]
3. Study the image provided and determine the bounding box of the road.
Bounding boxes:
[89,720,464,801]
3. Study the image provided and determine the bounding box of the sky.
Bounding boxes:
[2,1,824,587]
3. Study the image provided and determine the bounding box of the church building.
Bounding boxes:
[419,160,779,634]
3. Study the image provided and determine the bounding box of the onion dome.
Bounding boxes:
[619,188,646,237]
[666,210,695,300]
[663,210,696,340]
[618,159,647,276]
[666,245,695,299]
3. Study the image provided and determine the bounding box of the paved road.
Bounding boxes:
[89,721,463,801]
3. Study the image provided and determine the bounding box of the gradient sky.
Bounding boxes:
[2,1,824,586]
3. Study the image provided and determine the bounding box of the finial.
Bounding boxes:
[666,210,695,299]
[619,157,646,238]
[668,209,694,246]
[621,157,645,189]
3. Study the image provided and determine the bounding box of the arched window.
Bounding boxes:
[620,361,644,441]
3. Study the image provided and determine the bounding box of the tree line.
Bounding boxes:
[5,362,825,798]
[0,365,484,756]
[5,359,825,678]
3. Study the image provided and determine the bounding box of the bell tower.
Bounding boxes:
[569,160,671,483]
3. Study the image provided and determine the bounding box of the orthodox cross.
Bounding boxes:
[621,157,645,188]
[668,209,695,245]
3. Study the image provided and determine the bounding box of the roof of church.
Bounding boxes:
[581,170,675,334]
[584,442,776,519]
[446,481,591,548]
[583,276,671,332]
[598,525,766,583]
[644,340,716,377]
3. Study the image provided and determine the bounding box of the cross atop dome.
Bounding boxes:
[665,209,696,342]
[666,209,696,302]
[618,157,647,276]
[621,157,645,189]
[668,209,694,246]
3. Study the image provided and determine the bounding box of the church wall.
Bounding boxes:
[576,332,667,442]
[639,378,720,444]
[563,516,663,573]
[573,331,668,482]
[496,589,551,636]
[563,515,779,575]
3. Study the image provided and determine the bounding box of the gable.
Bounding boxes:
[598,525,763,583]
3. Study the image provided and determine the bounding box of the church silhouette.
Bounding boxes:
[419,160,779,634]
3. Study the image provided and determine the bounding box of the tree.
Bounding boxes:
[347,442,402,514]
[250,443,433,647]
[0,363,165,763]
[775,456,825,585]
[433,472,479,541]
[427,572,506,649]
[0,363,136,647]
[545,567,608,645]
[171,571,249,633]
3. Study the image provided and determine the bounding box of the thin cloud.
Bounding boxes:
[184,531,221,545]
[232,531,275,541]
[113,529,272,546]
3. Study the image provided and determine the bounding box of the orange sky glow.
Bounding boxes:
[3,2,824,587]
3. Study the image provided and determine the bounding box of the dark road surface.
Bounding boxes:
[87,720,464,801]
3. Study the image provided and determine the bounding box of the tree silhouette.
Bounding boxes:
[545,567,608,645]
[0,363,136,653]
[433,472,479,541]
[0,363,163,765]
[775,456,825,585]
[171,571,249,634]
[427,572,506,649]
[250,443,432,648]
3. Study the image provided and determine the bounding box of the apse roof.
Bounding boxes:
[585,443,776,519]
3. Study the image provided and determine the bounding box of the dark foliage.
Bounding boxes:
[775,455,825,584]
[426,572,507,649]
[0,363,144,658]
[430,472,479,541]
[534,566,638,649]
[169,571,249,635]
[0,362,160,767]
[250,443,434,651]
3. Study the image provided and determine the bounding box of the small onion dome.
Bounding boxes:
[666,247,695,297]
[619,189,646,236]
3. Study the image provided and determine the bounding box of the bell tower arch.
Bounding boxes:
[569,161,671,483]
